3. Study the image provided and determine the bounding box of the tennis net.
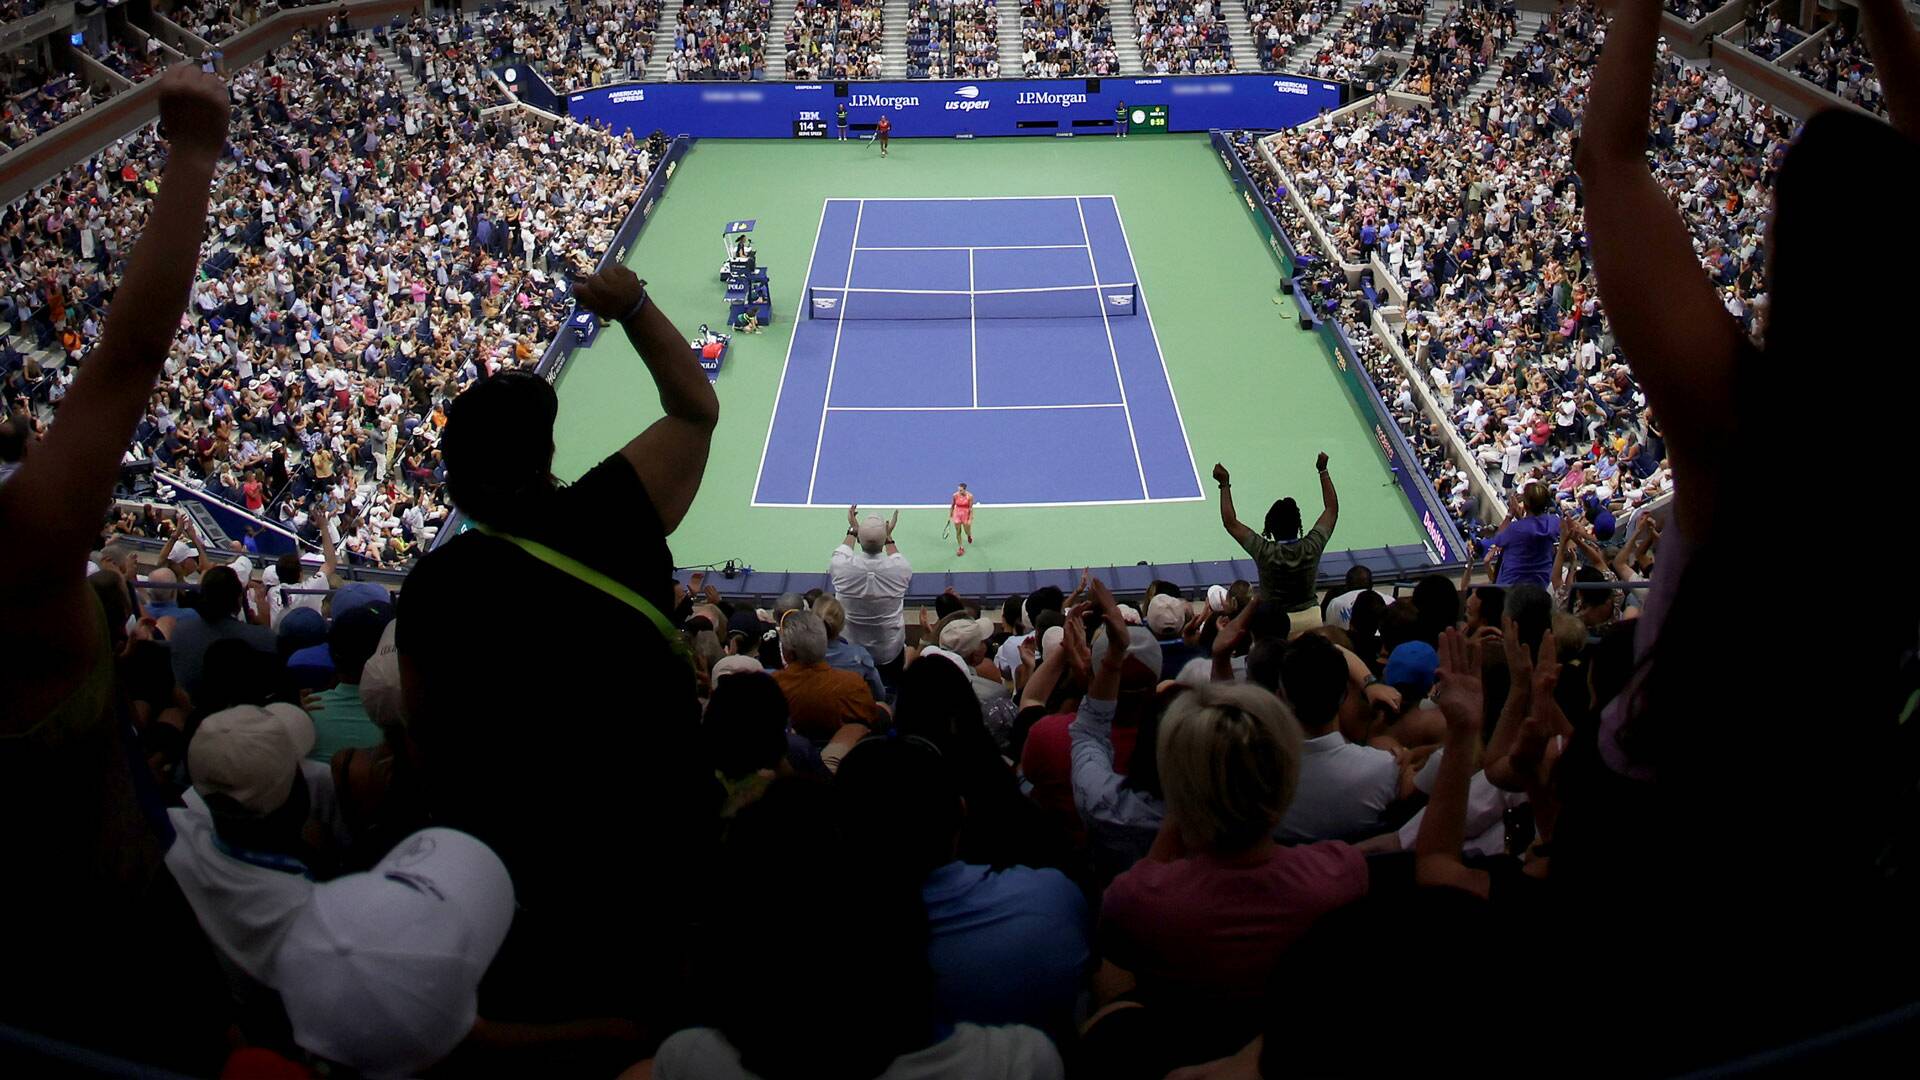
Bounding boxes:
[806,282,1138,320]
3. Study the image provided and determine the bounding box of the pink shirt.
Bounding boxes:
[1100,841,1367,1000]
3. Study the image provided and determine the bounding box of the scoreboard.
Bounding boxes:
[793,110,829,137]
[1128,104,1169,134]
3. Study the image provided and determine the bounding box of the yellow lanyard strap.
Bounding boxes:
[469,523,693,668]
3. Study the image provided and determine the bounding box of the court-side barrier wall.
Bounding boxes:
[564,74,1345,140]
[1212,132,1464,565]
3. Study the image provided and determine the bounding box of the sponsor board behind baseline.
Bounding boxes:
[566,75,1342,139]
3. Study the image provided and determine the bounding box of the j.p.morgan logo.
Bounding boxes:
[947,86,990,111]
[1017,91,1088,107]
[609,88,646,103]
[1271,80,1308,96]
[850,93,920,109]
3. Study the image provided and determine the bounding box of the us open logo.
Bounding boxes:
[814,297,838,310]
[1107,293,1132,307]
[947,85,990,111]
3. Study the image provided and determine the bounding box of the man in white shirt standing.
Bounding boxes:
[829,506,912,686]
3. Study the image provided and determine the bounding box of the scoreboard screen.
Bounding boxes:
[1128,104,1169,134]
[793,110,829,137]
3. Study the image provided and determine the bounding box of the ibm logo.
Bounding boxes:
[799,111,821,121]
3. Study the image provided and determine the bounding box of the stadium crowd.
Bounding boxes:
[3,27,656,569]
[93,36,172,85]
[785,0,888,80]
[464,0,664,88]
[1265,0,1788,531]
[671,0,774,80]
[1793,19,1887,116]
[1,62,102,145]
[4,4,1920,1080]
[1398,1,1515,108]
[1245,0,1337,72]
[1134,0,1237,74]
[909,0,1003,79]
[1297,0,1425,83]
[1023,0,1122,77]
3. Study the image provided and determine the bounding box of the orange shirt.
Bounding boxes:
[774,662,883,741]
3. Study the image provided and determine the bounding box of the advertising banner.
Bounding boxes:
[565,75,1342,140]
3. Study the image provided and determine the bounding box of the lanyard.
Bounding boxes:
[469,523,693,668]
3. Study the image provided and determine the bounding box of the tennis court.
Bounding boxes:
[551,137,1430,575]
[753,196,1203,508]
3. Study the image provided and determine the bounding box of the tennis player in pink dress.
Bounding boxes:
[949,483,976,556]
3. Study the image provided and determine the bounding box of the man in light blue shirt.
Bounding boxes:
[813,595,885,701]
[837,737,1091,1038]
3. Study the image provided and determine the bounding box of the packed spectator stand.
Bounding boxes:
[1793,20,1887,116]
[908,0,1003,78]
[671,0,774,80]
[1,58,105,145]
[3,23,655,571]
[1398,1,1515,108]
[1134,0,1237,74]
[1022,0,1121,77]
[785,0,888,80]
[1244,0,1337,72]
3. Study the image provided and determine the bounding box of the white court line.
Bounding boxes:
[825,195,1094,202]
[854,244,1090,251]
[805,199,864,504]
[811,283,1135,296]
[750,496,1209,509]
[826,403,1126,412]
[1076,196,1149,501]
[751,197,833,502]
[968,248,977,407]
[1102,194,1207,497]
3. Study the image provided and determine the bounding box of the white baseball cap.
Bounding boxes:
[936,612,996,658]
[188,703,315,815]
[277,828,515,1079]
[1145,593,1187,638]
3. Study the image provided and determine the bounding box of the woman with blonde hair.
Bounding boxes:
[1090,677,1369,1068]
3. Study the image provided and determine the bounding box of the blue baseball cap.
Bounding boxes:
[1383,641,1440,699]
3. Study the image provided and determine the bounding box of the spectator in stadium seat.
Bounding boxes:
[303,600,395,763]
[166,704,345,1035]
[647,778,1065,1079]
[168,564,277,705]
[774,608,885,742]
[1071,582,1171,882]
[1547,0,1920,1058]
[1093,680,1368,1069]
[396,262,722,1029]
[830,505,912,682]
[813,593,886,701]
[1275,633,1409,842]
[1486,481,1560,589]
[1212,453,1337,633]
[837,736,1093,1039]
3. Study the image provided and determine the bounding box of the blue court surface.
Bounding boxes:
[752,196,1204,508]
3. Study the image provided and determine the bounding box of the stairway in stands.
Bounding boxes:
[1110,4,1139,74]
[1224,4,1258,71]
[1287,0,1350,73]
[1461,8,1543,101]
[1000,4,1025,74]
[646,0,689,79]
[880,0,910,77]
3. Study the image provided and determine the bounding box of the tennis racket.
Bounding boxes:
[942,518,952,539]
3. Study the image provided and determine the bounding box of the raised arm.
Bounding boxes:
[1859,0,1920,140]
[1414,628,1492,898]
[0,69,229,578]
[1311,451,1338,535]
[1573,0,1752,538]
[0,66,230,729]
[574,265,720,535]
[1212,463,1255,545]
